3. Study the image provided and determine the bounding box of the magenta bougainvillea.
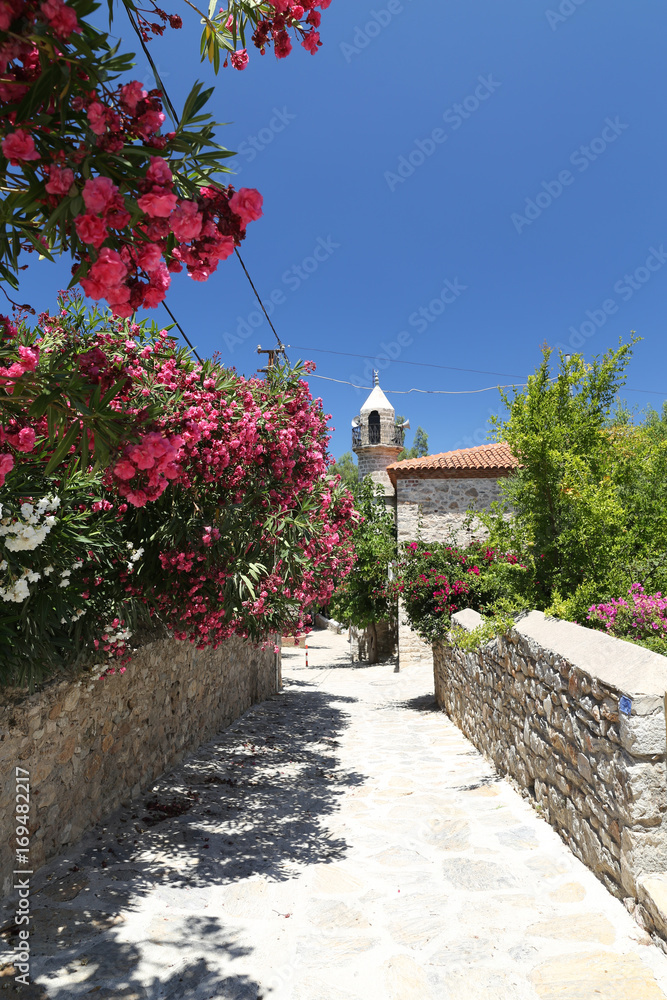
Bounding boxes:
[587,584,667,647]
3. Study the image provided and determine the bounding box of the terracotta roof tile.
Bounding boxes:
[386,443,517,485]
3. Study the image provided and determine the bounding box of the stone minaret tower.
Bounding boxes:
[351,372,407,497]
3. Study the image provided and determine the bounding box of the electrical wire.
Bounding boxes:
[288,345,527,380]
[306,373,667,397]
[161,301,202,363]
[123,5,281,360]
[235,249,287,355]
[307,374,525,394]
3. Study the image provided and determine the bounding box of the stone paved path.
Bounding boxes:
[4,629,667,998]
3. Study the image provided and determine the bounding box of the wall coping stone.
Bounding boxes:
[452,608,667,702]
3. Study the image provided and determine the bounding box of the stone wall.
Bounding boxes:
[395,475,504,544]
[0,635,280,899]
[433,609,667,905]
[395,475,504,667]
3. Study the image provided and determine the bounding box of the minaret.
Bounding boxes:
[351,371,407,497]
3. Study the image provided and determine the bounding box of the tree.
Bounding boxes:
[481,339,667,621]
[396,417,429,461]
[328,477,396,663]
[331,451,358,488]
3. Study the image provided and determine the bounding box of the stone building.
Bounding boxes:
[386,443,517,666]
[351,373,407,499]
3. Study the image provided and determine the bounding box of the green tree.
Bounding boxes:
[329,477,397,663]
[331,451,358,488]
[481,339,667,621]
[396,417,429,461]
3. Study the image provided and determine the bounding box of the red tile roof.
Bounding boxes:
[387,443,517,485]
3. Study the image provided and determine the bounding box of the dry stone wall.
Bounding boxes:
[433,609,667,905]
[0,635,280,899]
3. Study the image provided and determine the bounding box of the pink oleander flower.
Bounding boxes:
[231,48,249,70]
[18,345,39,372]
[136,243,163,273]
[75,213,108,248]
[2,129,39,164]
[86,101,107,135]
[16,427,36,452]
[82,176,118,214]
[137,188,178,217]
[40,0,79,36]
[274,30,292,59]
[301,29,320,54]
[228,188,263,227]
[0,452,14,485]
[170,200,203,241]
[0,0,22,31]
[120,80,147,112]
[45,163,74,195]
[114,458,136,480]
[146,156,173,187]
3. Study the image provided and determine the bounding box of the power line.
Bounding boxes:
[124,6,281,360]
[235,249,286,355]
[306,373,667,397]
[161,301,202,363]
[288,345,527,380]
[307,374,527,394]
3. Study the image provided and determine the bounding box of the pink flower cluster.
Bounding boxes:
[1,300,356,659]
[76,161,261,314]
[250,0,329,60]
[0,1,262,317]
[588,584,667,642]
[112,430,184,506]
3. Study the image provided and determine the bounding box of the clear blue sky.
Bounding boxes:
[17,0,667,460]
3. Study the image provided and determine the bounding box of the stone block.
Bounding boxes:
[621,825,667,896]
[620,711,666,757]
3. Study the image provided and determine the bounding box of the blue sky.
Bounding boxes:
[17,0,667,460]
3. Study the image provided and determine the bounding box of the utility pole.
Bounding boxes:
[256,344,286,376]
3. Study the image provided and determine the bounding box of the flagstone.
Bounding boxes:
[2,630,667,999]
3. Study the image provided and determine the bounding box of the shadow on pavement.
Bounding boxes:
[2,685,365,999]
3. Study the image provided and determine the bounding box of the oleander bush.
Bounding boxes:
[0,296,355,688]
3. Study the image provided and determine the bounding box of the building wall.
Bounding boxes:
[357,446,403,493]
[0,635,280,899]
[395,475,505,666]
[434,610,667,904]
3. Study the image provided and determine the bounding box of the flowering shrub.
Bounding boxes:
[194,1,332,71]
[0,297,355,687]
[587,584,667,656]
[389,539,530,645]
[328,477,395,662]
[0,0,264,314]
[0,0,334,311]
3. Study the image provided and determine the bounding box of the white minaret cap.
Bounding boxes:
[360,372,394,415]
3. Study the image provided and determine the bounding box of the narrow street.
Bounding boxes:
[6,629,667,999]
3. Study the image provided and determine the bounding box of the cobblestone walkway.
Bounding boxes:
[5,630,667,998]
